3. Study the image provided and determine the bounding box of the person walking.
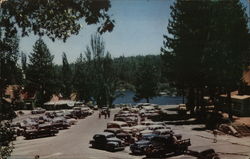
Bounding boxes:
[213,129,218,143]
[107,109,110,118]
[98,109,101,119]
[104,110,107,119]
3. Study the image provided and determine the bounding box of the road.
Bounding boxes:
[11,107,250,159]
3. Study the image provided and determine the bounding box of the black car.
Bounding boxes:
[130,134,158,154]
[89,132,125,152]
[144,135,191,158]
[24,123,58,139]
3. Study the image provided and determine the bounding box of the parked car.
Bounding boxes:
[144,135,191,158]
[31,107,46,114]
[114,116,137,126]
[153,129,173,136]
[107,121,129,129]
[147,125,165,131]
[89,132,125,151]
[67,118,77,125]
[73,107,83,118]
[52,117,70,130]
[130,134,158,154]
[116,132,135,146]
[24,123,58,139]
[104,128,122,135]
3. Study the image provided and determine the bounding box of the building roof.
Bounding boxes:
[220,91,250,100]
[44,100,75,107]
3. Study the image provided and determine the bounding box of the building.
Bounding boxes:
[220,91,250,117]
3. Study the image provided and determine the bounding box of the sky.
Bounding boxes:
[19,0,249,65]
[19,0,173,64]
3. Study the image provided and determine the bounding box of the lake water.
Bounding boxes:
[113,91,184,105]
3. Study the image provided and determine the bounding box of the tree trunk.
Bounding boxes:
[187,88,195,114]
[200,88,205,113]
[227,90,233,120]
[182,88,185,104]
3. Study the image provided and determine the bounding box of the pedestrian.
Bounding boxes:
[107,110,110,118]
[213,129,217,143]
[99,109,101,119]
[104,111,107,119]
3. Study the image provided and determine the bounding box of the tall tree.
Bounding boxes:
[26,38,54,106]
[0,31,20,159]
[161,0,209,112]
[134,57,159,103]
[161,0,249,118]
[205,0,249,119]
[62,52,72,98]
[73,33,119,107]
[0,0,114,41]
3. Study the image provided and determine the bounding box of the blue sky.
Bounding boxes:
[19,0,173,64]
[19,0,249,64]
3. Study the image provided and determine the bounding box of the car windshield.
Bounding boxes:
[107,134,115,138]
[121,124,128,127]
[142,134,155,140]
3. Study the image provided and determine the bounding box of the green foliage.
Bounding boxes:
[0,0,114,41]
[0,122,15,159]
[161,0,249,116]
[72,34,124,107]
[26,38,55,106]
[134,57,160,103]
[0,30,21,159]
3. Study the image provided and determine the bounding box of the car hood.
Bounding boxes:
[107,137,122,142]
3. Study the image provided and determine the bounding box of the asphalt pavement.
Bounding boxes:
[10,107,250,159]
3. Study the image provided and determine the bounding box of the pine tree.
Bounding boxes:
[134,57,159,103]
[161,0,249,118]
[26,38,54,106]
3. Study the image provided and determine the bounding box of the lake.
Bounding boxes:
[113,91,184,105]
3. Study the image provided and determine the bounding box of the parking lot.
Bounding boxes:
[11,106,250,159]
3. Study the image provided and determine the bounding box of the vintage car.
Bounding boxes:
[153,128,173,135]
[72,107,83,118]
[31,107,46,114]
[51,117,70,129]
[144,135,191,157]
[130,133,158,154]
[107,121,129,129]
[89,132,125,151]
[116,132,135,146]
[66,118,77,125]
[24,123,58,139]
[147,125,165,131]
[104,128,122,135]
[114,117,137,126]
[140,120,155,126]
[138,129,154,136]
[132,125,148,132]
[21,119,38,128]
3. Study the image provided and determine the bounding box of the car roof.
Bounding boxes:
[95,132,114,137]
[142,133,158,137]
[155,129,171,132]
[107,121,127,125]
